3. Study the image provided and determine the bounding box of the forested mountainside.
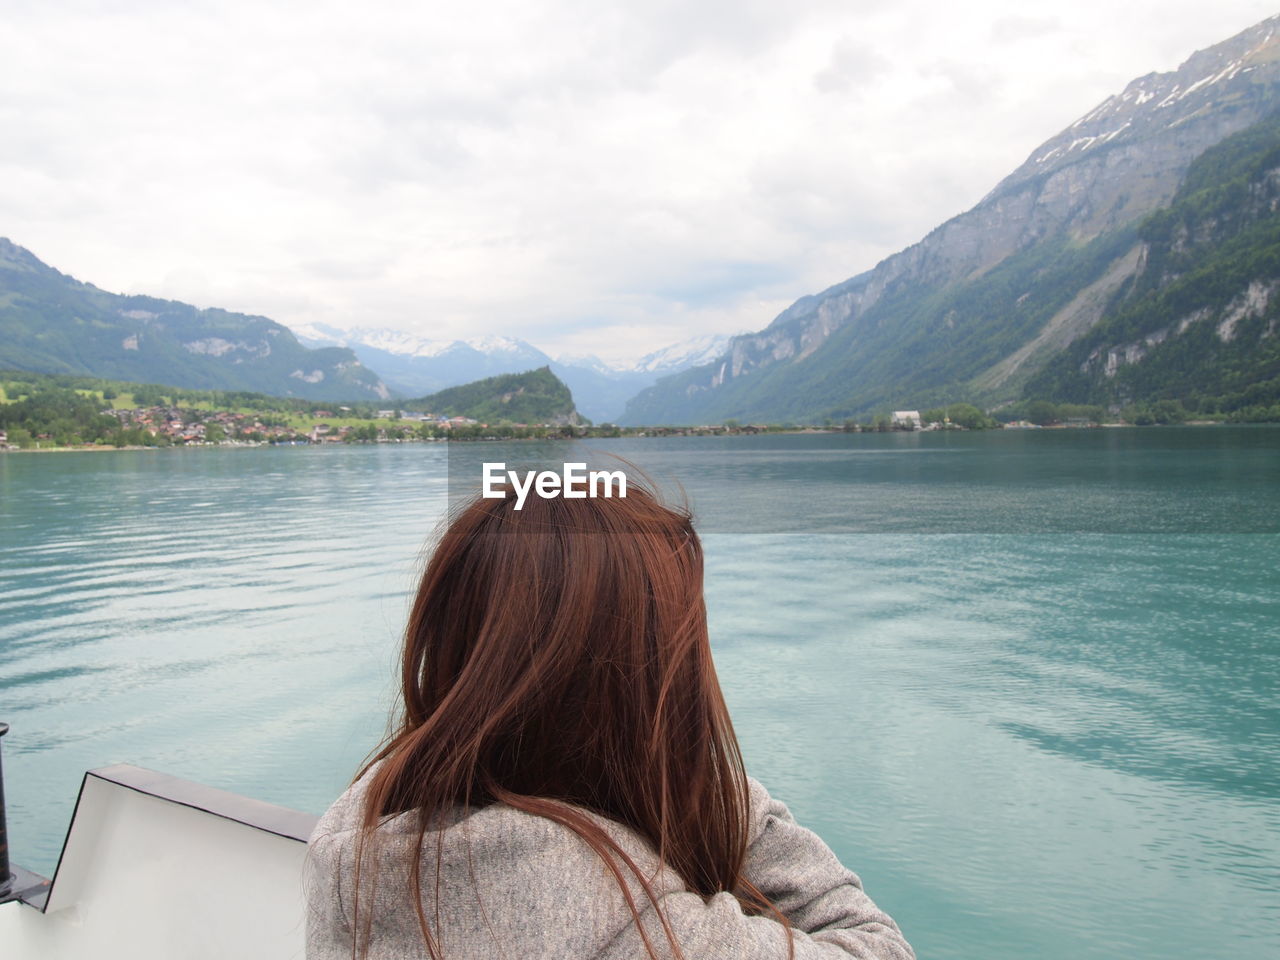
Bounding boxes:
[621,16,1280,425]
[1025,111,1280,418]
[403,366,580,424]
[0,239,390,402]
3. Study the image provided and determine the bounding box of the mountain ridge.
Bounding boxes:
[0,239,391,402]
[1024,109,1280,416]
[620,15,1280,425]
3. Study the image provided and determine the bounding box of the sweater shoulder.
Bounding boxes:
[304,769,687,959]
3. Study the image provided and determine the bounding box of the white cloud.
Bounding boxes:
[814,38,894,94]
[0,0,1275,362]
[990,15,1063,43]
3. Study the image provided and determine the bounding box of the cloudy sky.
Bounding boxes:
[2,1,1276,363]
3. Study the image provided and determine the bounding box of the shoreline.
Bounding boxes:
[3,420,1261,455]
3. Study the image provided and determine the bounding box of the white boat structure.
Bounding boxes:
[0,723,316,958]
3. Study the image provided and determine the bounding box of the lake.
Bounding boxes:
[1,428,1277,959]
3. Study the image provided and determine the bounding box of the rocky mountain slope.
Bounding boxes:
[0,240,390,401]
[1025,110,1280,416]
[621,16,1280,425]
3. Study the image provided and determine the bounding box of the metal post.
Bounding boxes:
[0,722,12,898]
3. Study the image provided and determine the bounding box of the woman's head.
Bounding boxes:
[355,471,779,958]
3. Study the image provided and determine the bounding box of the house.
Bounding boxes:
[892,410,921,430]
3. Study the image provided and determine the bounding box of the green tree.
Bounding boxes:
[1026,400,1058,425]
[1152,399,1188,424]
[945,403,996,430]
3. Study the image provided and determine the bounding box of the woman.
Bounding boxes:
[305,475,914,960]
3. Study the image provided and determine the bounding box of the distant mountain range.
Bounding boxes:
[621,15,1280,425]
[291,322,735,422]
[0,239,391,402]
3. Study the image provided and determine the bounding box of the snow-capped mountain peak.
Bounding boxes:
[999,13,1280,193]
[466,334,537,356]
[288,321,352,347]
[553,353,614,375]
[626,332,741,374]
[350,329,453,357]
[287,324,548,361]
[556,333,740,375]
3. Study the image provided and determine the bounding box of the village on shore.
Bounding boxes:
[0,397,1227,453]
[1,367,1245,453]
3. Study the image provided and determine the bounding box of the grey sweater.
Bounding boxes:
[305,765,915,959]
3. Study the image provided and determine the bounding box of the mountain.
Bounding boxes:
[294,322,735,422]
[625,333,741,375]
[1024,110,1280,416]
[620,16,1280,425]
[403,366,580,425]
[0,240,390,401]
[292,323,554,396]
[549,333,738,423]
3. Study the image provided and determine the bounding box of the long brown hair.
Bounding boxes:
[352,473,787,958]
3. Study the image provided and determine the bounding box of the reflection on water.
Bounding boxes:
[1,437,1277,959]
[448,428,1280,532]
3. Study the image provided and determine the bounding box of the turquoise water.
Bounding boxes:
[1,432,1277,958]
